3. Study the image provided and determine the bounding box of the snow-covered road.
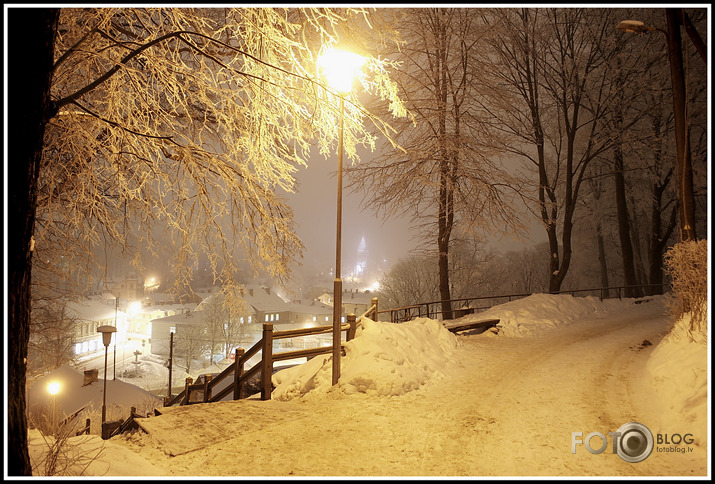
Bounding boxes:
[116,298,707,477]
[418,307,706,476]
[27,295,708,477]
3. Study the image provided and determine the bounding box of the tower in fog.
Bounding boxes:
[355,234,368,276]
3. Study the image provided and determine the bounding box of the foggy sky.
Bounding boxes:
[286,151,420,273]
[285,149,545,278]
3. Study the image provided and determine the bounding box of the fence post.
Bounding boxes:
[203,374,212,403]
[371,297,378,320]
[233,347,245,401]
[182,377,193,405]
[347,313,357,341]
[261,322,273,400]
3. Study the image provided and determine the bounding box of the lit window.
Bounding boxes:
[240,317,244,324]
[75,343,82,355]
[265,314,269,322]
[313,316,317,322]
[270,314,274,322]
[325,316,329,322]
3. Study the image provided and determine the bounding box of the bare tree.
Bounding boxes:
[501,243,551,295]
[347,8,522,319]
[173,315,208,376]
[28,299,79,375]
[482,8,626,292]
[448,233,500,299]
[199,287,251,361]
[220,285,251,357]
[378,254,440,309]
[200,294,229,364]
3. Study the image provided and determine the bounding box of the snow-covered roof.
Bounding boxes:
[281,300,333,316]
[241,284,290,312]
[65,297,121,322]
[150,310,206,326]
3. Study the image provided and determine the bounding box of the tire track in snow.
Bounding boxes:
[411,305,704,476]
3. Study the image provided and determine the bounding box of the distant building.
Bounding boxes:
[316,289,377,318]
[64,297,127,357]
[149,284,336,357]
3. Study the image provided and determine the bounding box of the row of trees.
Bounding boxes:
[346,7,707,316]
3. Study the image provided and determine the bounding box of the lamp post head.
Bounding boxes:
[318,47,365,93]
[617,20,656,34]
[47,381,61,395]
[97,325,117,347]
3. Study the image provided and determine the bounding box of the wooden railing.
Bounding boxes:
[165,298,379,406]
[378,284,671,324]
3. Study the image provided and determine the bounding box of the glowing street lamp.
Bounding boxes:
[317,47,365,385]
[97,325,116,437]
[47,381,61,433]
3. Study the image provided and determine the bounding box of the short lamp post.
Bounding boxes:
[97,325,117,436]
[317,47,365,386]
[113,297,119,380]
[167,327,175,399]
[47,381,61,434]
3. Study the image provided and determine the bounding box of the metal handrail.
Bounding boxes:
[379,283,671,324]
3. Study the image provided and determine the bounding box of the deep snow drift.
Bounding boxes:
[22,294,709,478]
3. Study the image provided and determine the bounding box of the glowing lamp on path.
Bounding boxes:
[317,46,364,386]
[97,325,117,434]
[318,48,365,93]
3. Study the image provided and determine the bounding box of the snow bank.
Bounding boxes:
[272,317,459,400]
[646,306,708,440]
[26,365,163,427]
[473,293,617,337]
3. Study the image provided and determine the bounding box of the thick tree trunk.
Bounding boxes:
[613,139,641,298]
[665,9,697,242]
[8,7,60,476]
[435,11,453,321]
[437,207,453,320]
[596,224,610,298]
[648,178,678,295]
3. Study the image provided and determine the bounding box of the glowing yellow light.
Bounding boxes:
[129,301,142,315]
[318,47,365,92]
[47,381,61,395]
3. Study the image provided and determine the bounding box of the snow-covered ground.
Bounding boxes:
[24,294,710,478]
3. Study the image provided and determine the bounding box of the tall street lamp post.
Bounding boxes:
[97,325,117,438]
[317,47,365,385]
[617,10,704,242]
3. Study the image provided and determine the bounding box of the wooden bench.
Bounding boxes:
[444,318,500,334]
